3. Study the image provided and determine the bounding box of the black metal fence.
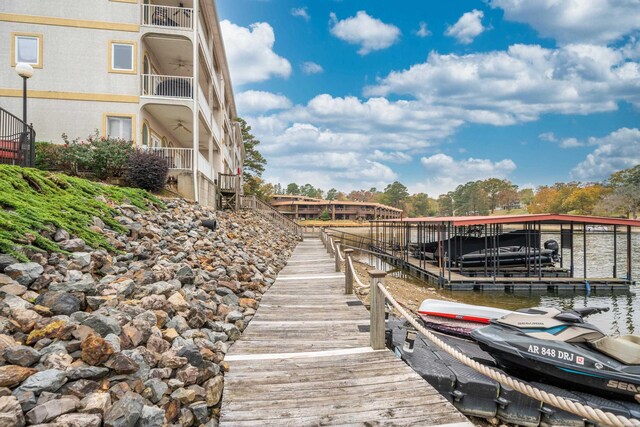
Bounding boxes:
[0,107,35,167]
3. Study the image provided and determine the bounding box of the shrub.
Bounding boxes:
[88,133,134,179]
[35,142,65,170]
[319,208,331,221]
[61,134,93,176]
[127,150,168,192]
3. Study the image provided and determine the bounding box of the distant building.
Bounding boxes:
[270,195,403,221]
[0,0,242,208]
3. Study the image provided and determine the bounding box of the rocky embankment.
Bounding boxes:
[0,199,298,426]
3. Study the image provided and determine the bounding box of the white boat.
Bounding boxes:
[418,299,517,324]
[586,225,609,232]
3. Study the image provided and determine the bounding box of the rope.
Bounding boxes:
[336,243,345,262]
[347,256,367,289]
[376,283,640,427]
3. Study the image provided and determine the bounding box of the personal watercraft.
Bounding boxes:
[471,307,640,402]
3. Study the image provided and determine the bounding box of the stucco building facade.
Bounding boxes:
[271,195,403,221]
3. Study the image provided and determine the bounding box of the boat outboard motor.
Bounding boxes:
[544,239,560,261]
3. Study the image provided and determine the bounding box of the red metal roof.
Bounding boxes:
[378,213,640,227]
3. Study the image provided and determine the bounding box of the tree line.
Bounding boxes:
[238,117,640,219]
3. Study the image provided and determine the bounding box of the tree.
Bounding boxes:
[242,177,274,201]
[528,182,578,214]
[326,188,338,200]
[452,181,489,215]
[381,181,409,209]
[272,183,284,195]
[609,165,640,187]
[319,208,331,221]
[518,188,534,207]
[606,165,640,218]
[286,183,300,195]
[437,194,454,216]
[480,178,515,213]
[405,193,437,217]
[562,184,610,215]
[236,118,266,179]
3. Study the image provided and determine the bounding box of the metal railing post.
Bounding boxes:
[368,270,387,350]
[334,243,341,272]
[344,249,354,294]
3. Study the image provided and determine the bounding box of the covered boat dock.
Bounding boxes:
[366,214,640,291]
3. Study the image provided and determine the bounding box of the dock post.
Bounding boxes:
[344,249,354,294]
[327,233,334,256]
[335,243,341,272]
[368,270,387,350]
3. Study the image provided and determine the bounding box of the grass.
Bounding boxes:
[0,165,162,261]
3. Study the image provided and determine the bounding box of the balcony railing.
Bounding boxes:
[197,152,213,182]
[147,147,193,170]
[141,74,193,99]
[198,84,212,126]
[141,4,193,30]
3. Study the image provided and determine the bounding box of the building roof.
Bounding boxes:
[270,198,403,212]
[375,213,640,227]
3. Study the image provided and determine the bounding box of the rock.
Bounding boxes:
[138,405,165,427]
[82,314,121,337]
[66,366,110,381]
[175,265,195,284]
[80,392,111,415]
[103,391,143,427]
[190,401,209,425]
[35,291,81,315]
[53,228,70,242]
[49,276,95,293]
[26,320,72,345]
[4,346,41,367]
[171,387,196,404]
[0,365,37,388]
[204,376,224,407]
[160,352,187,369]
[167,292,190,311]
[177,345,203,367]
[104,353,139,374]
[71,252,92,268]
[54,413,102,427]
[66,379,102,397]
[0,282,27,296]
[25,397,77,424]
[0,395,25,427]
[4,263,43,285]
[14,369,67,394]
[60,238,86,252]
[0,255,20,273]
[81,334,114,366]
[141,379,168,404]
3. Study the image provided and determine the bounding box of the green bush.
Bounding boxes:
[319,208,331,221]
[88,133,134,179]
[35,142,65,171]
[127,150,168,192]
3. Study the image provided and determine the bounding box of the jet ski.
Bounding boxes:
[471,307,640,402]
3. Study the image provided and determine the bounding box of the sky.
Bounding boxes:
[217,0,640,196]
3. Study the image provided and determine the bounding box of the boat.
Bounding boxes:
[471,307,640,401]
[418,299,516,324]
[458,245,557,268]
[586,225,609,232]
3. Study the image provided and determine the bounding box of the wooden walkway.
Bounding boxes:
[220,237,472,426]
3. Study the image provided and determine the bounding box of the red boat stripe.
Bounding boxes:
[418,311,491,324]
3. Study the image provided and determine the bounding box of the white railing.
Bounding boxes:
[141,74,193,99]
[197,151,213,182]
[147,147,193,170]
[141,4,193,30]
[198,84,212,127]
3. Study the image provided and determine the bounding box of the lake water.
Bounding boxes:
[338,227,640,336]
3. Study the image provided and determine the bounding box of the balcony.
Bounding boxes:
[141,74,193,99]
[141,4,193,30]
[147,147,193,169]
[197,151,214,182]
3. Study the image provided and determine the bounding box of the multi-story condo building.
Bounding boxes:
[0,0,243,207]
[271,195,403,221]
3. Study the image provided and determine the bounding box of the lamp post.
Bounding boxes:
[15,62,34,166]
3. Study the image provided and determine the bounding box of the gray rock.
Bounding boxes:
[0,255,19,273]
[190,401,209,425]
[49,276,95,294]
[4,345,41,367]
[54,413,102,427]
[137,405,165,427]
[14,369,67,394]
[82,314,121,337]
[225,311,243,323]
[0,395,25,427]
[177,345,203,367]
[79,392,111,415]
[70,252,92,268]
[25,397,77,424]
[12,390,36,412]
[0,283,27,296]
[4,263,43,285]
[53,228,70,242]
[175,265,195,284]
[35,291,81,316]
[60,238,86,252]
[103,391,143,427]
[66,366,109,381]
[142,379,168,403]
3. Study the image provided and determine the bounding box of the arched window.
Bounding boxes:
[142,122,149,147]
[161,136,168,148]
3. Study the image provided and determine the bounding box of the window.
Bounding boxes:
[142,123,149,147]
[12,33,43,68]
[109,41,136,73]
[106,115,133,141]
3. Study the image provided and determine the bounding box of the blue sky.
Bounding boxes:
[217,0,640,196]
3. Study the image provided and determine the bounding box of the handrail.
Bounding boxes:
[141,4,193,30]
[241,195,303,239]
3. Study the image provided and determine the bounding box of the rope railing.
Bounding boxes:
[241,195,303,239]
[376,282,640,427]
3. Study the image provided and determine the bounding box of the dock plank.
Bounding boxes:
[220,237,472,427]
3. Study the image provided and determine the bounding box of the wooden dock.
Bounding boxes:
[220,237,472,426]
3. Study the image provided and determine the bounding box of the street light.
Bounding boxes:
[15,62,34,166]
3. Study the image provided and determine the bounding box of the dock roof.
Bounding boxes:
[376,213,640,227]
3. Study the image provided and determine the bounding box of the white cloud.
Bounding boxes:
[330,11,401,55]
[572,128,640,180]
[369,150,412,163]
[236,90,292,114]
[291,7,310,21]
[538,132,557,142]
[445,9,485,44]
[301,61,324,75]
[366,43,640,123]
[220,20,292,85]
[539,132,584,148]
[418,154,517,194]
[416,22,431,38]
[490,0,640,45]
